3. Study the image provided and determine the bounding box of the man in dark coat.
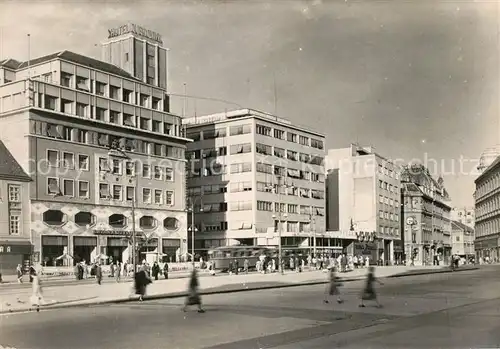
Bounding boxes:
[182,269,205,313]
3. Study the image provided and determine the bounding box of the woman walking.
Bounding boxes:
[134,265,152,301]
[324,267,344,304]
[182,269,205,313]
[359,266,384,308]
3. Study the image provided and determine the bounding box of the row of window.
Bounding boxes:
[46,72,164,109]
[274,220,321,233]
[379,195,400,208]
[475,194,499,219]
[475,170,500,199]
[378,180,399,194]
[31,120,184,159]
[187,181,325,200]
[475,218,500,238]
[257,201,325,216]
[255,124,324,150]
[188,144,323,166]
[6,184,22,235]
[98,158,175,181]
[45,177,175,205]
[188,123,324,151]
[379,226,399,236]
[378,164,399,180]
[378,210,400,222]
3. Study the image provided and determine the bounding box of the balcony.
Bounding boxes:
[0,80,33,114]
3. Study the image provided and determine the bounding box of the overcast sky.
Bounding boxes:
[1,0,498,207]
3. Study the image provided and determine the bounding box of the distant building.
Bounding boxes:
[325,144,402,264]
[450,207,475,229]
[0,25,190,266]
[0,140,32,272]
[401,164,452,266]
[451,220,474,258]
[183,109,327,257]
[474,154,500,261]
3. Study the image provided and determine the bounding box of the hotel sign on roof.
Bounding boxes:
[108,23,163,45]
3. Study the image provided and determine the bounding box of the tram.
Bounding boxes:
[207,245,313,271]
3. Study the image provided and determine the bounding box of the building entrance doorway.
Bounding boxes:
[73,236,97,265]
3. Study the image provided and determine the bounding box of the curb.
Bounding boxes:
[387,266,479,278]
[0,266,479,315]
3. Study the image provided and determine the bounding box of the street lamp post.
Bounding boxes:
[269,175,294,275]
[108,148,138,274]
[187,196,203,265]
[309,213,316,258]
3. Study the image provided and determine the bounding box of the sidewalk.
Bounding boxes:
[0,265,476,314]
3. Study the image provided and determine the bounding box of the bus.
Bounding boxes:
[207,245,313,271]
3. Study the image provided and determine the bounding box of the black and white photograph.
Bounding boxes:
[0,1,498,348]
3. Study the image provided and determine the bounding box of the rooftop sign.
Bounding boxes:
[108,23,163,45]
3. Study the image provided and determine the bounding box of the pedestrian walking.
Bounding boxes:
[163,262,169,279]
[30,271,46,311]
[152,261,160,281]
[359,266,383,308]
[133,266,152,301]
[95,262,103,285]
[324,267,344,304]
[243,259,249,274]
[182,269,205,313]
[16,264,23,283]
[115,261,121,282]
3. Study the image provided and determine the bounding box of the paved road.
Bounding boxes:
[0,266,498,349]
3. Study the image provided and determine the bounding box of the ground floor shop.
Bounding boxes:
[475,235,500,262]
[343,238,398,265]
[0,239,33,274]
[34,232,184,266]
[404,243,452,266]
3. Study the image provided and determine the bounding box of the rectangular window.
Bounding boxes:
[47,149,59,167]
[60,73,72,87]
[154,189,162,204]
[61,152,74,169]
[274,129,285,140]
[230,143,252,154]
[165,168,174,181]
[123,89,132,103]
[76,103,88,117]
[126,186,135,201]
[112,159,122,175]
[165,190,174,205]
[78,181,89,198]
[154,166,163,180]
[123,113,134,127]
[125,161,135,176]
[8,185,20,202]
[274,147,285,158]
[142,188,152,203]
[9,215,20,235]
[95,107,106,121]
[99,183,110,199]
[287,132,297,142]
[44,95,57,110]
[62,179,74,197]
[256,143,272,155]
[109,110,120,124]
[256,124,272,136]
[110,86,120,100]
[99,158,109,172]
[96,82,106,96]
[113,185,122,200]
[229,124,251,136]
[299,135,309,146]
[311,139,324,149]
[47,177,60,195]
[257,200,273,211]
[142,164,151,178]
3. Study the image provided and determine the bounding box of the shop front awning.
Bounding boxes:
[0,239,34,254]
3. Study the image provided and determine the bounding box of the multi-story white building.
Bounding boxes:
[325,144,402,264]
[0,24,191,266]
[451,220,475,259]
[183,109,327,257]
[451,207,475,229]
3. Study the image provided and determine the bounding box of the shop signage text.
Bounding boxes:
[108,23,163,44]
[93,230,140,236]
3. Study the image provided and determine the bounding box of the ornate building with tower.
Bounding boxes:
[401,164,452,266]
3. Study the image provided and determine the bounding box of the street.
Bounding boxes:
[0,266,498,349]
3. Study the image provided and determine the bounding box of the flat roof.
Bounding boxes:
[183,108,325,138]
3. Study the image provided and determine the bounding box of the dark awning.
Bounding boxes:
[0,240,33,254]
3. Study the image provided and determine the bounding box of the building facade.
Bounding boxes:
[183,109,327,257]
[451,220,475,258]
[0,26,190,266]
[0,141,32,272]
[401,164,452,266]
[474,155,500,262]
[450,207,475,229]
[325,144,402,264]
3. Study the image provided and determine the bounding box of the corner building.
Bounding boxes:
[184,109,327,256]
[0,25,190,266]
